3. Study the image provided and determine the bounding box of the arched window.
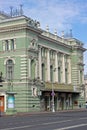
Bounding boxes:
[65,68,68,83]
[50,65,53,82]
[58,67,61,83]
[42,63,45,81]
[6,59,14,80]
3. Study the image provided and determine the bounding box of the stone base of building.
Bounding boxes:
[78,97,85,108]
[6,108,17,115]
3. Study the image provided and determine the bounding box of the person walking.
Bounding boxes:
[85,102,87,109]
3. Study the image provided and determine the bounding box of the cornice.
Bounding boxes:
[74,45,86,52]
[0,24,42,34]
[38,34,72,49]
[38,43,70,55]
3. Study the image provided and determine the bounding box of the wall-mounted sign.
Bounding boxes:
[8,95,15,108]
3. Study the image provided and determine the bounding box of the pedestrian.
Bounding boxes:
[66,99,68,109]
[79,103,81,108]
[85,102,87,109]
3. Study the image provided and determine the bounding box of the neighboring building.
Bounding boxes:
[84,75,87,102]
[0,12,86,115]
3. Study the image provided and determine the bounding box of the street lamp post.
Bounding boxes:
[51,82,55,112]
[51,68,56,113]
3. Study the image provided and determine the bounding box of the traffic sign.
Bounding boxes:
[51,91,55,96]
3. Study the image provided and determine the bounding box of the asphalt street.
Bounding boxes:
[0,109,87,130]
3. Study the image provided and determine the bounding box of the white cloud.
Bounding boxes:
[0,1,87,27]
[0,0,87,72]
[21,0,87,34]
[0,0,87,39]
[0,0,87,34]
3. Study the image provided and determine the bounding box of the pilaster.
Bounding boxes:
[35,59,38,78]
[38,46,42,80]
[67,56,71,84]
[54,52,58,82]
[62,54,65,83]
[47,49,50,81]
[28,58,31,78]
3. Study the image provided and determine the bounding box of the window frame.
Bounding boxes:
[6,59,14,80]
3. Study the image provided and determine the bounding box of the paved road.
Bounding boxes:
[0,110,87,130]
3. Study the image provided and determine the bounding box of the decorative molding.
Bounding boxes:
[4,57,15,65]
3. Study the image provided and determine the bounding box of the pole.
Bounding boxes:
[52,82,55,112]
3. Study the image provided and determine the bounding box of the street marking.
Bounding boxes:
[54,123,87,130]
[0,125,33,130]
[43,120,72,125]
[0,120,72,130]
[1,117,87,130]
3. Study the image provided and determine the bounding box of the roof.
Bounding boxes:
[0,11,10,21]
[84,75,87,79]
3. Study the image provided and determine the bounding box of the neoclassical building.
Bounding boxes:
[84,75,87,102]
[0,12,86,114]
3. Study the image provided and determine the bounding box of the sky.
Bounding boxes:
[0,0,87,73]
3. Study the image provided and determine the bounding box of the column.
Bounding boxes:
[14,39,16,50]
[38,46,42,80]
[47,49,50,81]
[62,54,65,83]
[54,52,58,82]
[8,40,11,50]
[35,59,37,78]
[68,56,71,84]
[82,70,84,84]
[2,41,5,51]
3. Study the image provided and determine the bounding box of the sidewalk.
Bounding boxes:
[1,108,87,117]
[14,108,87,116]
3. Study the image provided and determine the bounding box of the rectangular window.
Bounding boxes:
[5,40,9,51]
[6,60,14,80]
[11,39,14,50]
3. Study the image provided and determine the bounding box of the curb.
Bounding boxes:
[13,108,87,116]
[1,108,87,117]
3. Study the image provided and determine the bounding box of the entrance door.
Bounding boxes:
[0,96,4,112]
[61,97,64,110]
[45,96,50,111]
[54,97,57,111]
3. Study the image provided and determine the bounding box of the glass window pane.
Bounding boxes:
[6,60,14,80]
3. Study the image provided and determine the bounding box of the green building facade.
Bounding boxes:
[0,12,86,115]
